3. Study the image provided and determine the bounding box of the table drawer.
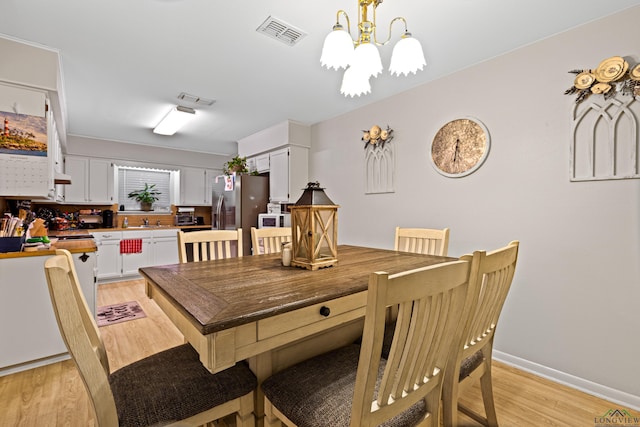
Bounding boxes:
[257,291,366,340]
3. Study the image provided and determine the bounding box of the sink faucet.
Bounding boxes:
[143,218,149,226]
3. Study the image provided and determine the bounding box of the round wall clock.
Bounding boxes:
[430,117,490,178]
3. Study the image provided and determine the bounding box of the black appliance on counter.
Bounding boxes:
[102,210,114,228]
[78,214,102,229]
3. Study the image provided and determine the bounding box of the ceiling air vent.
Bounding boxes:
[257,16,306,46]
[177,92,215,106]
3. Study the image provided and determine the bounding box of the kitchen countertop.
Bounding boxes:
[49,224,211,234]
[0,225,212,259]
[0,239,97,259]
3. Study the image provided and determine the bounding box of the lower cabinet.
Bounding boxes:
[152,228,180,266]
[94,228,179,282]
[121,231,153,276]
[94,231,122,281]
[0,251,97,375]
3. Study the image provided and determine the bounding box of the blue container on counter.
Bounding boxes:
[0,237,25,253]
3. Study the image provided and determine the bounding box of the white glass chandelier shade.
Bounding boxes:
[389,34,426,76]
[153,106,196,135]
[340,65,371,97]
[320,26,354,70]
[352,42,383,78]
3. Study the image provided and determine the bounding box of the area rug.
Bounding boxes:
[96,301,146,327]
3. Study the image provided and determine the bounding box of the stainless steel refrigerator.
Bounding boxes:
[211,174,269,256]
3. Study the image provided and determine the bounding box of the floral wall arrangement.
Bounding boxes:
[361,125,394,149]
[565,56,640,104]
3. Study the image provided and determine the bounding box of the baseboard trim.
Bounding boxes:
[0,352,70,377]
[493,350,640,411]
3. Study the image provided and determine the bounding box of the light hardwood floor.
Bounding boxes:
[0,279,628,426]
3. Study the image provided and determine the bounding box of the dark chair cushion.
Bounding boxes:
[109,343,256,427]
[459,350,484,381]
[261,344,426,427]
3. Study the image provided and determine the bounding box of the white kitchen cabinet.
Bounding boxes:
[121,230,153,276]
[63,156,88,202]
[95,229,179,282]
[269,146,309,203]
[179,167,221,206]
[180,167,207,205]
[94,231,123,281]
[70,250,98,316]
[88,158,113,203]
[0,251,96,375]
[152,228,179,266]
[48,112,64,202]
[64,156,114,204]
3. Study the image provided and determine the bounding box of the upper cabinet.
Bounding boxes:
[0,37,68,200]
[180,167,207,205]
[269,146,309,203]
[64,156,114,204]
[179,167,221,206]
[238,120,310,204]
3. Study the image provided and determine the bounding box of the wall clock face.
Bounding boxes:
[430,118,490,177]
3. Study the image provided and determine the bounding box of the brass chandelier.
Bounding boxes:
[320,0,426,97]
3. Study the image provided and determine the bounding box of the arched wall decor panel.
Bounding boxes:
[571,94,640,181]
[365,142,395,194]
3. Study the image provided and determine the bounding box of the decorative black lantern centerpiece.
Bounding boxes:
[290,182,339,270]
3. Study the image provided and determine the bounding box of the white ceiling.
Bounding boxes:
[2,0,640,156]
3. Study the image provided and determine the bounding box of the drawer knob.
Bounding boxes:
[319,306,331,317]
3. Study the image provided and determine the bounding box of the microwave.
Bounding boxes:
[258,213,291,228]
[175,207,196,226]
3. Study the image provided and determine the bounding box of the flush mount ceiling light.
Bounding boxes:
[153,106,196,135]
[320,0,426,97]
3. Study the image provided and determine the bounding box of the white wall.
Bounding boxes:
[308,7,640,408]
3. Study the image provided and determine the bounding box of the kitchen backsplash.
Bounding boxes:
[1,197,212,230]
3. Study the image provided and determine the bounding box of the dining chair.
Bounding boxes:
[177,229,243,263]
[261,256,478,427]
[250,226,292,255]
[442,241,520,427]
[44,249,257,427]
[394,227,450,256]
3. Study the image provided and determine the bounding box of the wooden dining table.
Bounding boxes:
[139,244,455,423]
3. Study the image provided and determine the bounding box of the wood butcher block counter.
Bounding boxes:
[0,238,96,259]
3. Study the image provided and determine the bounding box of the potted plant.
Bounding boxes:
[223,155,248,175]
[127,183,161,211]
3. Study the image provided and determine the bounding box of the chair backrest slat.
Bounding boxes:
[250,227,292,255]
[394,227,450,256]
[178,229,243,262]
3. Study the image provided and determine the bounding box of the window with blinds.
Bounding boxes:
[116,166,177,212]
